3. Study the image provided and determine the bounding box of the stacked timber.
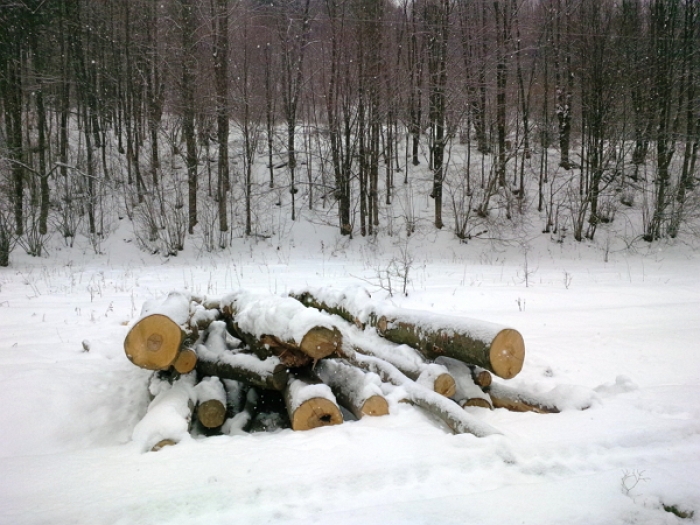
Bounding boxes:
[124,287,575,451]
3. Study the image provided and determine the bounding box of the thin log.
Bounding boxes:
[314,359,389,419]
[486,382,561,414]
[283,374,343,431]
[342,349,499,437]
[435,357,492,409]
[196,344,289,391]
[132,372,196,452]
[195,376,228,428]
[348,329,456,397]
[173,347,197,374]
[470,366,492,388]
[294,287,525,379]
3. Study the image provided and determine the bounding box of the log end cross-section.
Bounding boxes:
[290,397,343,431]
[359,395,390,417]
[124,314,183,370]
[299,326,343,361]
[489,329,525,380]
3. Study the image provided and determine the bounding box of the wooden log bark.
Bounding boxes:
[283,374,343,431]
[132,372,196,452]
[314,359,389,419]
[194,376,228,428]
[435,357,492,409]
[486,382,561,414]
[294,287,525,379]
[219,291,342,362]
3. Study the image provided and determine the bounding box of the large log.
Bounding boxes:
[283,374,343,431]
[314,359,389,419]
[132,372,197,452]
[293,287,525,379]
[125,292,219,371]
[124,314,185,370]
[218,291,342,362]
[194,376,228,428]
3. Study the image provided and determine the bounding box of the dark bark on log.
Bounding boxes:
[196,347,289,391]
[293,288,524,379]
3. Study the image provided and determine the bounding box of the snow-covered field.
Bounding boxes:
[1,222,699,525]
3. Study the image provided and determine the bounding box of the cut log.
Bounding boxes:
[347,329,456,397]
[416,364,457,398]
[194,376,228,428]
[294,287,525,379]
[486,382,560,414]
[470,366,492,388]
[219,291,342,361]
[435,357,492,409]
[314,359,389,419]
[124,314,184,370]
[173,347,197,374]
[132,372,196,452]
[125,292,221,371]
[196,343,289,391]
[283,374,343,431]
[342,348,499,437]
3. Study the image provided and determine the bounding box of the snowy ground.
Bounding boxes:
[0,221,699,525]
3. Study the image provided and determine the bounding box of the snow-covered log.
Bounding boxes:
[124,292,217,371]
[314,359,389,419]
[132,372,197,452]
[293,287,525,379]
[195,320,289,390]
[470,366,492,388]
[342,346,500,437]
[435,357,492,409]
[218,291,342,362]
[283,374,343,431]
[194,376,228,428]
[343,327,456,397]
[485,382,594,414]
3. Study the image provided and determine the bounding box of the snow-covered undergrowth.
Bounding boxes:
[0,218,699,525]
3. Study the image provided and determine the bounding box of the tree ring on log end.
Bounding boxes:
[489,328,525,379]
[124,314,183,370]
[291,397,343,431]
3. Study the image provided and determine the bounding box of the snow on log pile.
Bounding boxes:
[123,287,587,451]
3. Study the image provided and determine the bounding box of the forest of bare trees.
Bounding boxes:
[0,0,698,264]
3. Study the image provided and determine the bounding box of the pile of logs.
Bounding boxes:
[125,287,560,452]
